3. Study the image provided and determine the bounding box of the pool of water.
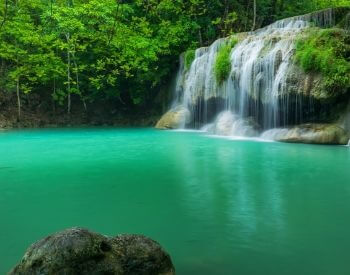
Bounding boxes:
[1,128,350,274]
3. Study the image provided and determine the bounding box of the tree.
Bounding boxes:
[0,0,348,121]
[252,0,256,31]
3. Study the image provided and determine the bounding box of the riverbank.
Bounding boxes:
[0,93,162,129]
[0,111,160,129]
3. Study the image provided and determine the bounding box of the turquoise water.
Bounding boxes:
[1,128,350,274]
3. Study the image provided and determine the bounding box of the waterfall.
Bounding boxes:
[167,8,348,139]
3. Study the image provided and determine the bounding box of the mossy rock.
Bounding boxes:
[277,123,349,145]
[294,27,350,98]
[184,49,196,71]
[9,227,175,275]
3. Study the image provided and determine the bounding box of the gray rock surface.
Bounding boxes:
[9,227,175,275]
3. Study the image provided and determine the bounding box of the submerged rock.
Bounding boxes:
[9,227,175,275]
[155,106,190,129]
[263,124,349,145]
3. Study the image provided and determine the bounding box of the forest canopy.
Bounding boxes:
[0,0,349,119]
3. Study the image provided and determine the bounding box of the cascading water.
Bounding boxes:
[167,8,346,138]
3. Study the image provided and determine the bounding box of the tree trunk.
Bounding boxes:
[279,0,285,13]
[198,29,203,46]
[223,0,229,36]
[272,0,277,14]
[66,33,71,115]
[251,0,257,31]
[16,78,21,121]
[271,0,278,23]
[244,0,250,31]
[53,77,56,114]
[193,14,203,46]
[107,1,121,45]
[72,46,87,112]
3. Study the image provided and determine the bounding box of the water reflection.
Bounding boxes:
[173,135,350,273]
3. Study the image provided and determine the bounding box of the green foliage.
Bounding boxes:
[258,0,350,25]
[229,36,239,48]
[214,37,239,84]
[0,0,348,115]
[0,0,200,110]
[184,49,196,71]
[214,44,232,84]
[295,28,350,95]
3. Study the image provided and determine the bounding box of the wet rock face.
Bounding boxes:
[155,105,190,129]
[9,228,175,275]
[274,124,349,145]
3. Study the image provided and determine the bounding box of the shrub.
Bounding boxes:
[214,44,231,84]
[295,28,350,95]
[214,37,238,84]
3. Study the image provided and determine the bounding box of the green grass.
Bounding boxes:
[184,49,196,71]
[295,28,350,95]
[214,37,239,84]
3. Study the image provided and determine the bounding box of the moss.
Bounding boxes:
[228,36,239,49]
[214,45,231,84]
[295,28,350,97]
[184,49,196,71]
[214,37,239,84]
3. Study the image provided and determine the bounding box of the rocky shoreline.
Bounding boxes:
[155,108,350,145]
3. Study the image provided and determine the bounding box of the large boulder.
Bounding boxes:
[9,228,175,275]
[155,106,190,129]
[266,124,349,145]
